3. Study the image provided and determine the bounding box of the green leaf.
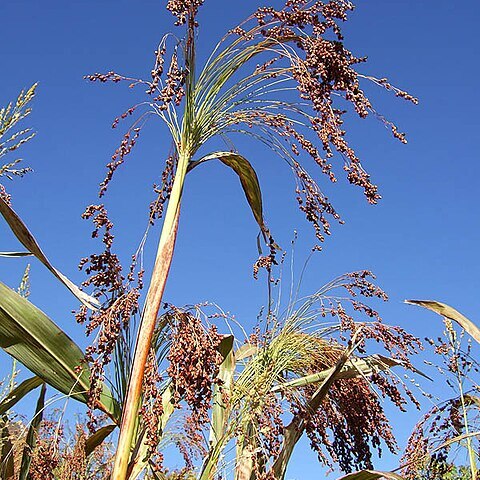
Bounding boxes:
[272,337,360,480]
[0,252,32,258]
[127,385,175,480]
[405,299,480,344]
[0,376,43,416]
[271,354,430,393]
[85,424,116,457]
[188,152,270,239]
[19,383,46,480]
[336,470,405,480]
[210,335,235,447]
[0,281,118,420]
[0,197,99,310]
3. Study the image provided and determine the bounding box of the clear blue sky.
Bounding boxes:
[1,0,479,477]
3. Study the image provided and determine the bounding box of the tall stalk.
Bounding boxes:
[112,9,197,478]
[111,153,188,479]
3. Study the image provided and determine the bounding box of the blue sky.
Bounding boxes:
[1,0,479,477]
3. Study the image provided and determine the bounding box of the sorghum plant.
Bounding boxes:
[83,2,417,477]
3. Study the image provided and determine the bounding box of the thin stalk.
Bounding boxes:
[111,152,189,480]
[447,323,478,479]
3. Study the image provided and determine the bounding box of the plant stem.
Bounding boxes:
[111,153,189,480]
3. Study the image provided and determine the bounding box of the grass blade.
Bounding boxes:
[0,281,118,420]
[19,383,46,480]
[85,424,116,457]
[0,252,32,258]
[405,299,480,343]
[127,385,175,480]
[336,470,405,480]
[0,376,43,415]
[188,152,269,239]
[210,335,235,447]
[0,197,99,310]
[271,355,429,392]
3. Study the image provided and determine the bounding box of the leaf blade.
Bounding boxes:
[188,152,270,239]
[336,470,405,480]
[85,424,116,457]
[0,376,43,416]
[405,299,480,344]
[19,383,46,480]
[0,197,99,310]
[0,281,118,419]
[210,335,235,447]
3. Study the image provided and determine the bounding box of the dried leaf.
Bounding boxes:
[405,299,480,344]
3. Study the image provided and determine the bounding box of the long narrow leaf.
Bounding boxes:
[127,385,175,480]
[0,376,42,416]
[336,470,405,480]
[0,197,99,310]
[85,424,116,457]
[271,355,429,392]
[0,281,118,419]
[405,299,480,344]
[272,340,357,480]
[19,383,46,480]
[188,152,270,238]
[210,335,235,447]
[0,252,32,258]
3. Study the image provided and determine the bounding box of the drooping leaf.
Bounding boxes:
[0,376,43,416]
[336,470,405,480]
[0,197,99,310]
[19,383,46,480]
[405,299,480,344]
[0,281,118,419]
[188,152,270,239]
[85,424,116,457]
[0,252,32,258]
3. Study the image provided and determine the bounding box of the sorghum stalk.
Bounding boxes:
[111,152,189,479]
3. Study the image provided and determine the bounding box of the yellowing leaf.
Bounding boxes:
[405,299,480,344]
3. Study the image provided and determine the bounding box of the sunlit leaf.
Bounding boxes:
[405,299,480,344]
[210,335,235,447]
[0,252,32,258]
[271,354,429,392]
[336,470,405,480]
[127,385,175,480]
[85,424,116,457]
[188,152,270,239]
[0,281,118,419]
[0,197,99,310]
[0,376,42,416]
[235,342,258,361]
